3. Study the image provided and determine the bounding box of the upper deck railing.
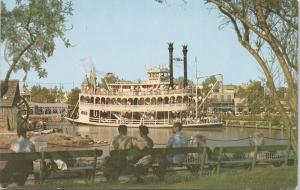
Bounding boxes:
[80,103,190,112]
[81,88,195,97]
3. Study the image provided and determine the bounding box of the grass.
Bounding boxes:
[24,166,297,190]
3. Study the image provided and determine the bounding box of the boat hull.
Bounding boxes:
[64,117,223,129]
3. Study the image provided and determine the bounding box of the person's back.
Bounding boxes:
[10,136,35,153]
[167,122,188,164]
[110,133,135,152]
[105,125,135,182]
[135,133,154,150]
[132,125,154,182]
[1,127,35,188]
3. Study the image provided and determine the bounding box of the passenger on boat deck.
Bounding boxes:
[167,122,188,164]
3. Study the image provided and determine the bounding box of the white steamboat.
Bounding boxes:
[66,44,223,128]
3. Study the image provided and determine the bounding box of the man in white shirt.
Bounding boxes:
[0,128,36,188]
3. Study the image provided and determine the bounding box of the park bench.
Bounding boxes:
[254,144,295,167]
[211,144,294,174]
[107,146,209,181]
[0,149,102,185]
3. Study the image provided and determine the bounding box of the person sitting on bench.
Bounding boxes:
[104,125,136,182]
[0,127,36,188]
[132,125,154,182]
[167,122,188,164]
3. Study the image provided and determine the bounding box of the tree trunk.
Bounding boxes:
[1,42,34,97]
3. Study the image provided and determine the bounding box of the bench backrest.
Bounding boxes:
[213,145,291,155]
[42,149,103,160]
[110,147,208,157]
[0,149,103,161]
[257,144,289,152]
[145,147,207,155]
[0,152,41,161]
[214,146,254,154]
[212,144,292,174]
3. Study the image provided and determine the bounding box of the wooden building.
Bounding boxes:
[0,80,21,132]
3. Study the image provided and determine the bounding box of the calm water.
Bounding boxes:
[60,123,288,149]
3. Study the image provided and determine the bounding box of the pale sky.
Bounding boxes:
[1,0,267,91]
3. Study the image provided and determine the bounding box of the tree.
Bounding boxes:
[174,77,194,88]
[204,0,298,152]
[67,87,80,106]
[201,75,219,95]
[1,0,73,96]
[30,85,46,102]
[204,0,297,121]
[30,85,64,103]
[99,73,119,90]
[236,80,265,114]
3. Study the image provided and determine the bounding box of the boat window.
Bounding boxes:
[95,97,100,104]
[80,96,85,102]
[227,95,231,101]
[90,97,94,104]
[81,111,87,115]
[221,95,224,101]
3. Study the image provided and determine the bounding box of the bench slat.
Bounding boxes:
[43,149,102,159]
[214,146,254,153]
[0,152,41,160]
[221,160,253,164]
[63,166,94,171]
[111,147,207,156]
[257,145,290,152]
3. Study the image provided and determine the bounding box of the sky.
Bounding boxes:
[1,0,266,91]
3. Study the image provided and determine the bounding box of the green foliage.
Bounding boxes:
[30,85,64,103]
[174,77,194,88]
[99,73,119,89]
[235,80,265,114]
[1,0,73,82]
[201,76,219,95]
[277,87,286,99]
[67,87,80,106]
[235,80,287,114]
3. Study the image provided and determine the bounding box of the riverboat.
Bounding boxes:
[65,44,223,128]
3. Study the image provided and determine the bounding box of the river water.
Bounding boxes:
[60,123,289,149]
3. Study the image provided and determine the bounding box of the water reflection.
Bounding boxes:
[62,124,288,149]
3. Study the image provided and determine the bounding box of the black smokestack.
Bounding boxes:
[168,43,174,89]
[182,45,188,88]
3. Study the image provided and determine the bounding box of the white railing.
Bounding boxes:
[81,103,190,112]
[88,118,222,125]
[89,118,169,125]
[81,88,194,97]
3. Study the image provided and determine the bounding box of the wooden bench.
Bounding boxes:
[254,144,294,167]
[211,144,294,174]
[107,147,209,180]
[0,149,103,185]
